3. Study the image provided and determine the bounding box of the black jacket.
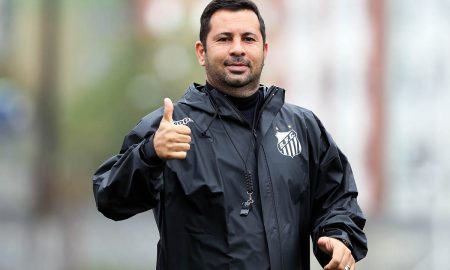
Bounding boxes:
[93,83,368,270]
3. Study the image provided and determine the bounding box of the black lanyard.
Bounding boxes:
[206,90,257,216]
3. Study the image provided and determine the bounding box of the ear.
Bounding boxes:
[195,41,206,66]
[263,42,269,60]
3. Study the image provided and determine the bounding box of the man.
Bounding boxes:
[93,0,368,269]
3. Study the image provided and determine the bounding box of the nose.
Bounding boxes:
[229,39,245,56]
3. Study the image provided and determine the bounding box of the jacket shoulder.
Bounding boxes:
[120,108,164,151]
[282,103,329,145]
[283,103,320,126]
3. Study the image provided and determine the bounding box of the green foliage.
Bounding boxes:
[57,0,206,196]
[61,37,201,184]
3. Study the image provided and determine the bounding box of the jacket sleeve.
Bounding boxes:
[92,110,165,221]
[307,113,368,266]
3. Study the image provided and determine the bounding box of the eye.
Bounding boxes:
[217,36,230,42]
[243,36,256,42]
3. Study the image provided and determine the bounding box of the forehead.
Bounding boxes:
[208,9,261,37]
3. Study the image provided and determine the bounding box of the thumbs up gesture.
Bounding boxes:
[153,98,192,160]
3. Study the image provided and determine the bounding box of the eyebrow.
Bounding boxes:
[216,32,233,37]
[215,32,258,38]
[242,32,257,37]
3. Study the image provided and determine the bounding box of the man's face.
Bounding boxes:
[195,9,268,96]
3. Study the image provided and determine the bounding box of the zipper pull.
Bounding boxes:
[252,129,258,139]
[240,201,251,216]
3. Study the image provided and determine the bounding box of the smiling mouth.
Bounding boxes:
[226,62,247,66]
[225,61,250,73]
[226,64,248,73]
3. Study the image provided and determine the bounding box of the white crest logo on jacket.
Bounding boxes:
[275,128,301,158]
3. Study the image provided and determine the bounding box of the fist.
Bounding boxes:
[318,237,355,270]
[153,98,192,160]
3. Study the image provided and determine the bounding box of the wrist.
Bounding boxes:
[140,135,164,164]
[339,238,351,249]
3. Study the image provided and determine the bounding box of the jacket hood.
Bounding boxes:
[178,83,215,114]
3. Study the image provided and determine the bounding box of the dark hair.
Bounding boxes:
[199,0,266,47]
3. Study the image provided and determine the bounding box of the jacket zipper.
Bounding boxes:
[254,87,284,268]
[262,146,284,269]
[252,86,277,138]
[223,87,283,267]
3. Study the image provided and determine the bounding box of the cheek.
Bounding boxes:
[206,46,228,60]
[248,55,264,68]
[247,49,265,62]
[206,55,224,68]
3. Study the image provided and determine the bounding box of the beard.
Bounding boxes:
[204,55,264,91]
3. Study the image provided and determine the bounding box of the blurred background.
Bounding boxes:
[1,0,449,269]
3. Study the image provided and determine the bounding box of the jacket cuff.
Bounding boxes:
[314,228,353,267]
[321,229,353,251]
[139,134,164,166]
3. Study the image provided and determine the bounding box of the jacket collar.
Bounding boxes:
[178,83,216,114]
[179,83,284,123]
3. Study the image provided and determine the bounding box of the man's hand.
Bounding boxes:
[317,236,355,270]
[153,98,192,160]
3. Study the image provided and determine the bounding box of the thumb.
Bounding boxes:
[317,237,334,255]
[162,98,173,122]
